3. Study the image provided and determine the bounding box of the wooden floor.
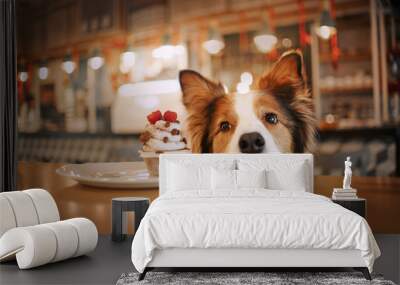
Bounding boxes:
[17,161,400,234]
[0,235,133,285]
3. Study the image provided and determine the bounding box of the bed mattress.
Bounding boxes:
[131,190,380,273]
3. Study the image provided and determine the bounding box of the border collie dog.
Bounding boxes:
[179,50,316,154]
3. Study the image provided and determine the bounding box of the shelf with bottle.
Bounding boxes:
[319,70,373,95]
[319,117,377,130]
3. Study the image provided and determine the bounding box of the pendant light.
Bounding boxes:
[62,52,75,74]
[88,48,104,70]
[152,33,177,60]
[202,26,225,55]
[240,72,253,85]
[254,15,277,53]
[38,60,49,80]
[120,44,136,74]
[18,67,28,82]
[316,0,336,40]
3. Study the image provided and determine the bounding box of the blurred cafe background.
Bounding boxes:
[16,0,400,176]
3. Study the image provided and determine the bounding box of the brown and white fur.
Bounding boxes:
[179,50,316,154]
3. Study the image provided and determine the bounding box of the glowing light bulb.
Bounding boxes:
[19,71,28,82]
[38,66,48,80]
[282,38,292,49]
[88,56,104,70]
[317,25,334,40]
[202,39,225,55]
[254,34,278,53]
[121,50,135,66]
[203,26,225,55]
[120,50,135,74]
[62,61,75,74]
[240,72,253,85]
[317,7,337,40]
[325,114,335,124]
[236,82,250,94]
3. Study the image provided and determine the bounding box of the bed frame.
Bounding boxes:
[139,248,371,280]
[139,154,371,281]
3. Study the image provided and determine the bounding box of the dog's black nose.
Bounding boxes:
[239,132,265,153]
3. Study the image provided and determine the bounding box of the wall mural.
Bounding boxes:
[15,0,399,176]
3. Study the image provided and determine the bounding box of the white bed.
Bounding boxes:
[131,154,380,280]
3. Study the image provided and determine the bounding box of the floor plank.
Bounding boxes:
[0,236,133,285]
[1,235,399,285]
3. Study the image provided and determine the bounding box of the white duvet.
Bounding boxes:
[131,190,380,273]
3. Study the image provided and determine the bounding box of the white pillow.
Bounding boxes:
[167,162,211,191]
[237,159,308,191]
[166,159,236,192]
[236,169,267,189]
[211,168,236,190]
[211,169,267,190]
[265,163,307,191]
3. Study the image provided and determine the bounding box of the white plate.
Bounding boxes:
[56,162,158,189]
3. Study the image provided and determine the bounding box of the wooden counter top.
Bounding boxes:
[17,161,400,234]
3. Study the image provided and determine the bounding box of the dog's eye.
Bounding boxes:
[264,113,278,125]
[219,121,231,132]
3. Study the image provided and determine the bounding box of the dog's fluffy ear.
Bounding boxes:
[179,70,225,111]
[258,50,316,153]
[258,49,306,90]
[179,70,225,153]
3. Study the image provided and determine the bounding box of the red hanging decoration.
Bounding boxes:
[298,0,311,47]
[330,33,340,69]
[329,0,340,69]
[265,48,279,61]
[26,63,32,96]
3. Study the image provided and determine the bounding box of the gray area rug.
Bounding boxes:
[116,272,396,285]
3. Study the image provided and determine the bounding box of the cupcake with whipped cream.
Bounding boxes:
[139,110,190,176]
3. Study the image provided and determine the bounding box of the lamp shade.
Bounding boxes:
[254,19,277,53]
[202,27,225,55]
[152,32,177,60]
[38,60,48,80]
[88,48,104,70]
[120,45,136,74]
[18,71,28,82]
[316,9,336,40]
[62,53,75,74]
[38,67,48,80]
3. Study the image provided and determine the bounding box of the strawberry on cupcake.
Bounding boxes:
[139,110,190,176]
